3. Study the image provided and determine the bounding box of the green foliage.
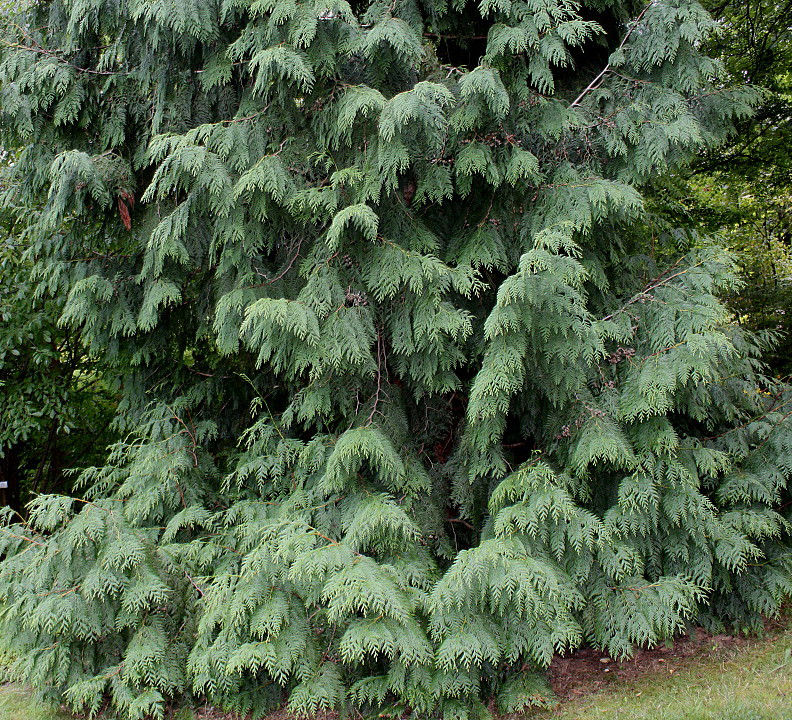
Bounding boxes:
[0,157,117,510]
[0,0,790,718]
[680,0,792,374]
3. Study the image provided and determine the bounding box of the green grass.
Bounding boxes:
[0,686,66,720]
[1,627,792,720]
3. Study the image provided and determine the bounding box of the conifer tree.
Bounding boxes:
[1,0,791,717]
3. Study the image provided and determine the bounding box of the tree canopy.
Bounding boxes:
[685,0,792,373]
[0,182,117,513]
[0,0,791,718]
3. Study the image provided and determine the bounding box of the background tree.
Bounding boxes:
[0,159,117,514]
[0,0,791,718]
[685,0,792,373]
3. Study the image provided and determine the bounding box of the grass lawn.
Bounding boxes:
[0,685,63,720]
[1,621,791,720]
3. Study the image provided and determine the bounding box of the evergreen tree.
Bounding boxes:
[0,0,791,717]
